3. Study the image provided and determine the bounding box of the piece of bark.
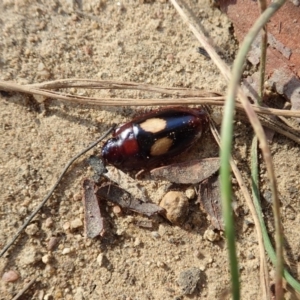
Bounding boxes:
[82,179,105,238]
[135,219,154,229]
[198,174,223,230]
[150,158,220,184]
[103,166,148,202]
[220,0,300,71]
[97,184,164,217]
[220,0,300,118]
[268,70,300,119]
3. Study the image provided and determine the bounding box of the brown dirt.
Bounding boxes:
[1,0,300,299]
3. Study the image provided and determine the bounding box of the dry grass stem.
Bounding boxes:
[26,78,220,96]
[1,79,300,147]
[1,79,300,117]
[239,113,300,144]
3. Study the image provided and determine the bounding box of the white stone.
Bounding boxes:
[25,223,39,236]
[70,218,83,229]
[203,229,220,242]
[42,254,51,264]
[62,248,71,255]
[97,253,104,266]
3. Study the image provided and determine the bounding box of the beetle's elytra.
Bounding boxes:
[101,107,208,170]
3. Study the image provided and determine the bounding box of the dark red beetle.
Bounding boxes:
[102,107,208,170]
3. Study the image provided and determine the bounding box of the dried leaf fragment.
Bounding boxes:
[150,158,220,184]
[104,166,148,202]
[82,179,105,238]
[97,184,164,217]
[198,174,223,230]
[220,0,300,117]
[135,219,154,229]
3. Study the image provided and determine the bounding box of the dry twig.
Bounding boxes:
[11,277,37,300]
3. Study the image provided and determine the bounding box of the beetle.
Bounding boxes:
[101,107,208,170]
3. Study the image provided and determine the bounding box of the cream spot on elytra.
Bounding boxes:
[150,137,173,156]
[139,118,166,133]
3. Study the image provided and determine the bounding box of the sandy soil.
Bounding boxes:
[1,0,300,299]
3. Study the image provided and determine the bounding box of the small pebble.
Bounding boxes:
[62,248,71,255]
[211,111,223,125]
[134,238,141,247]
[112,205,122,216]
[37,62,45,71]
[24,48,31,56]
[63,222,70,231]
[151,231,161,239]
[33,94,46,103]
[54,290,64,299]
[21,247,39,265]
[21,197,31,207]
[244,217,254,226]
[47,237,60,251]
[44,294,53,300]
[116,228,124,236]
[71,13,79,21]
[166,53,174,62]
[2,270,19,283]
[177,267,202,295]
[203,229,220,242]
[45,217,53,228]
[97,253,104,266]
[18,206,27,217]
[25,223,39,236]
[185,188,196,200]
[243,217,254,233]
[85,240,92,247]
[193,250,202,259]
[37,69,51,80]
[74,287,84,300]
[199,265,206,271]
[73,192,82,201]
[42,254,51,264]
[158,224,166,236]
[159,191,189,225]
[70,218,83,229]
[157,261,165,268]
[37,290,45,299]
[248,253,255,260]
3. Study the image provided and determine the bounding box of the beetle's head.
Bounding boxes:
[102,138,125,166]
